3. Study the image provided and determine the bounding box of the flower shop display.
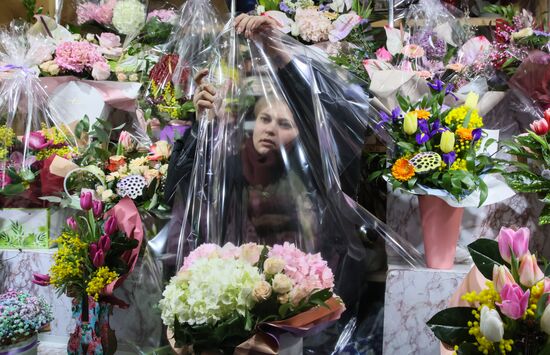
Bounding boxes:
[32,192,142,354]
[0,290,53,354]
[502,109,550,225]
[427,226,550,354]
[370,80,512,268]
[159,242,345,354]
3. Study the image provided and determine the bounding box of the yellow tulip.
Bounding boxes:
[440,131,455,153]
[403,112,418,135]
[464,92,479,110]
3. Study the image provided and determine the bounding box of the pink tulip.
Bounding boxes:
[80,191,93,211]
[497,283,530,319]
[375,47,393,62]
[25,131,52,150]
[92,249,105,268]
[31,273,50,286]
[492,265,516,293]
[104,215,117,235]
[0,172,11,188]
[66,217,78,231]
[89,242,98,258]
[118,131,135,152]
[98,234,111,253]
[92,200,103,218]
[530,118,549,136]
[497,227,530,263]
[519,254,545,287]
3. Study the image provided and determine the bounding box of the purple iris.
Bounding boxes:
[416,119,446,145]
[472,128,482,142]
[442,151,456,166]
[378,107,401,127]
[427,79,444,92]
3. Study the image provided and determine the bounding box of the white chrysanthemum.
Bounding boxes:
[294,8,333,43]
[112,0,146,35]
[159,258,262,328]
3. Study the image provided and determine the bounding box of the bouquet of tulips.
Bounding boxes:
[32,191,139,301]
[428,227,550,354]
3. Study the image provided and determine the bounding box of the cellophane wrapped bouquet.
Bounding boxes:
[160,242,344,353]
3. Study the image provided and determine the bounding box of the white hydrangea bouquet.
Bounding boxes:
[159,242,345,354]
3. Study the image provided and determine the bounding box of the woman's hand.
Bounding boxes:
[235,14,278,39]
[193,68,216,115]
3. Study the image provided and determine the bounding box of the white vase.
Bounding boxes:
[0,334,38,355]
[279,333,303,355]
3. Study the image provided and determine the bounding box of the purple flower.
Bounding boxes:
[104,215,118,236]
[442,151,456,166]
[92,200,103,218]
[378,107,402,128]
[428,79,444,92]
[533,30,550,37]
[279,1,293,13]
[159,124,190,144]
[66,217,77,231]
[98,234,111,253]
[415,119,447,145]
[472,128,483,142]
[80,192,93,211]
[32,273,50,286]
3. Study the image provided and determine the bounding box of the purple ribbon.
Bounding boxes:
[0,64,34,76]
[0,338,38,355]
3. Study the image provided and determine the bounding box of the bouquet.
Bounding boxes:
[159,242,344,353]
[0,290,53,346]
[371,80,497,205]
[256,0,363,45]
[501,109,550,224]
[76,0,148,36]
[428,227,550,354]
[32,192,140,301]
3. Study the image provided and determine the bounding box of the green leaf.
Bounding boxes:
[478,179,488,207]
[456,343,479,354]
[397,141,416,152]
[468,239,505,280]
[536,293,550,319]
[426,307,477,345]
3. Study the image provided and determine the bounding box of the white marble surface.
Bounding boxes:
[383,263,472,355]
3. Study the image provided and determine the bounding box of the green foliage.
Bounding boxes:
[21,0,43,22]
[427,307,477,346]
[468,239,505,280]
[140,18,174,46]
[258,0,279,11]
[483,4,518,23]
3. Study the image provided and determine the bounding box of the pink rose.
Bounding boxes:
[497,283,530,319]
[92,61,111,81]
[98,33,121,48]
[497,227,530,263]
[375,47,393,62]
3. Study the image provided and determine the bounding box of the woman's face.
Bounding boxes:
[252,100,298,155]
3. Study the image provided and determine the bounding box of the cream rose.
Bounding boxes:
[252,280,272,302]
[272,273,293,294]
[240,243,262,265]
[263,257,285,275]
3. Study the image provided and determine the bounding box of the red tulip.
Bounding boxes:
[92,200,103,218]
[530,118,549,136]
[80,191,93,210]
[32,273,50,286]
[104,215,117,236]
[98,234,111,253]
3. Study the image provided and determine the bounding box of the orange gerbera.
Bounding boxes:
[391,158,415,182]
[456,127,473,141]
[414,109,431,119]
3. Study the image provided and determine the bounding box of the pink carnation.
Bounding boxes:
[268,242,334,298]
[180,243,220,271]
[55,41,106,73]
[76,0,116,25]
[147,9,177,23]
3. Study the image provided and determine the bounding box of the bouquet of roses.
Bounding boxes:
[428,227,550,354]
[371,79,498,205]
[159,242,344,354]
[501,109,550,225]
[0,290,53,346]
[32,191,140,301]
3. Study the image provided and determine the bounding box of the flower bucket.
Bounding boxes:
[0,334,38,355]
[418,195,464,269]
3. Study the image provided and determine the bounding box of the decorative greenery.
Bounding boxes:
[21,0,43,23]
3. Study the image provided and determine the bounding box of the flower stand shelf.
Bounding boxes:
[383,261,472,355]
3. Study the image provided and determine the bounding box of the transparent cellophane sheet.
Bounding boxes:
[367,0,468,115]
[166,20,423,351]
[74,0,149,37]
[0,25,78,207]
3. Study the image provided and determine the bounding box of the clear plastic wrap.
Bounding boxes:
[0,24,77,207]
[75,0,149,36]
[163,15,424,351]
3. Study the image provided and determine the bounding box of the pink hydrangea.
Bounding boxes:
[180,243,220,271]
[76,0,116,25]
[268,242,334,296]
[55,41,106,73]
[147,9,177,23]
